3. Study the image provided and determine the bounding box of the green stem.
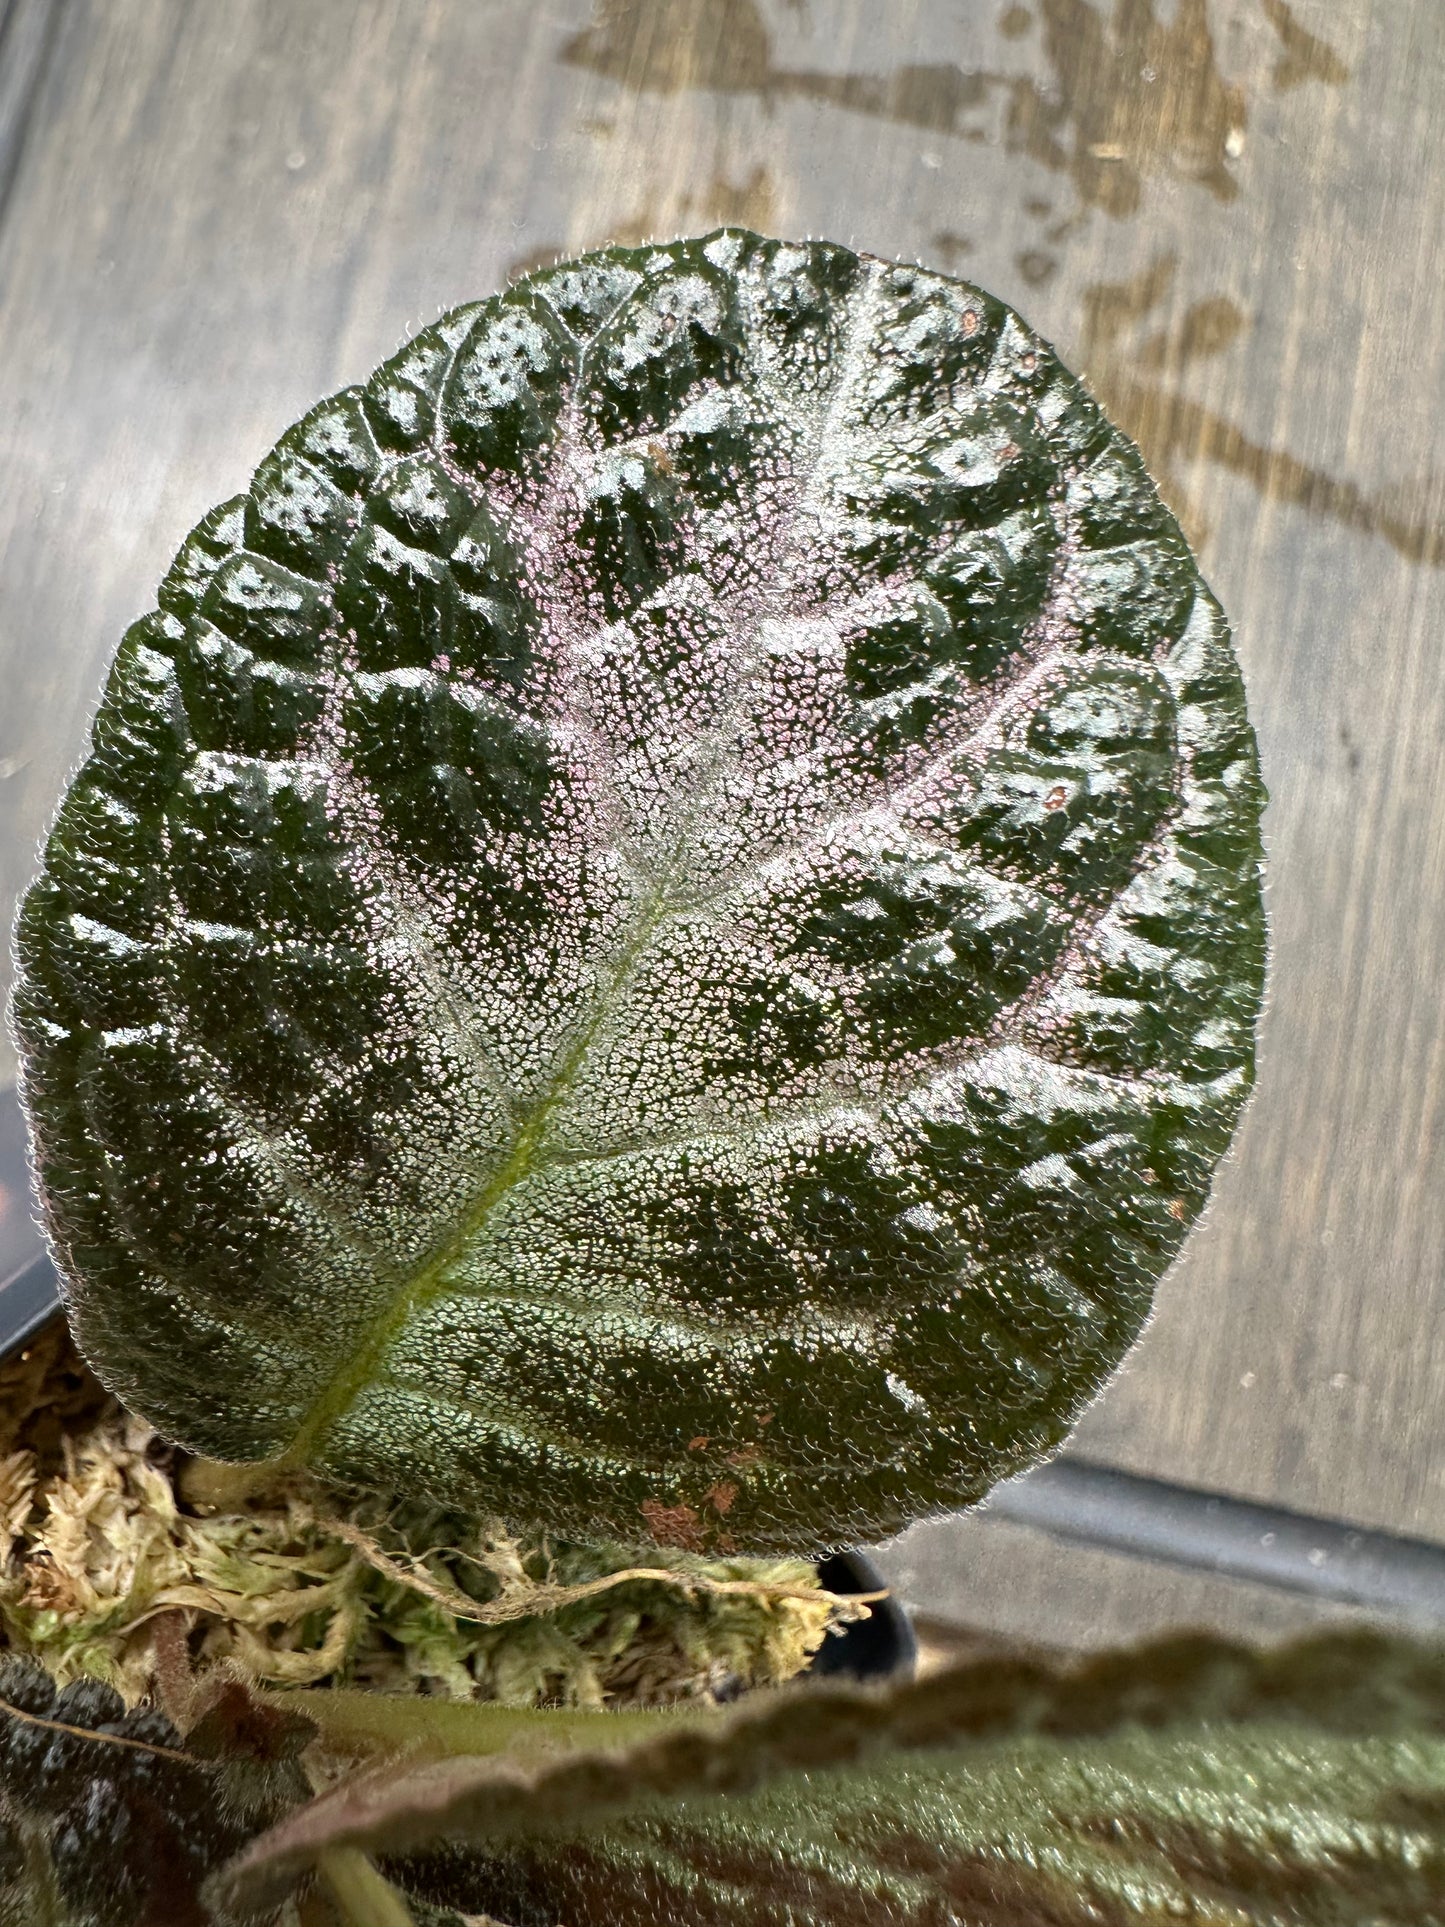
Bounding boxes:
[279,1684,721,1763]
[317,1848,416,1927]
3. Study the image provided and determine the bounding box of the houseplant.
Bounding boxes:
[5,230,1440,1925]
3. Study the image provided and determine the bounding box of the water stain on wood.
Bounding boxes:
[1262,0,1352,91]
[561,1,1442,569]
[1081,256,1445,565]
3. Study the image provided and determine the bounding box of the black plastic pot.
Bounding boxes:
[807,1548,918,1682]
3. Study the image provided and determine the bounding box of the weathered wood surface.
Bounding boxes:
[0,0,1440,1642]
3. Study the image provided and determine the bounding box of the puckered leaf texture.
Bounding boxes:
[220,1632,1445,1926]
[12,230,1265,1550]
[400,1728,1445,1927]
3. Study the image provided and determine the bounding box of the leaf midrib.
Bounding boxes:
[275,889,671,1471]
[266,260,895,1473]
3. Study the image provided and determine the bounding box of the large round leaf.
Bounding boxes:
[12,232,1265,1552]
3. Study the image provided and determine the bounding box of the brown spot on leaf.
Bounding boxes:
[1044,784,1068,810]
[640,1499,705,1549]
[1167,1197,1187,1221]
[704,1480,739,1516]
[687,1435,711,1452]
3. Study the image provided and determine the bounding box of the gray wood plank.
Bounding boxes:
[0,0,1440,1639]
[0,0,66,229]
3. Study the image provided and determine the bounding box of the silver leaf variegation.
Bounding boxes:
[12,232,1265,1550]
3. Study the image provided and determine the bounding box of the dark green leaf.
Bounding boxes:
[409,1724,1445,1926]
[217,1631,1445,1920]
[13,231,1265,1551]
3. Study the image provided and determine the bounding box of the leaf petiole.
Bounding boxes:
[316,1848,417,1927]
[276,1682,721,1763]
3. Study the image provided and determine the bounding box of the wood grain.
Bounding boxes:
[0,0,1440,1641]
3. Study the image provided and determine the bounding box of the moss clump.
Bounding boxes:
[0,1323,851,1709]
